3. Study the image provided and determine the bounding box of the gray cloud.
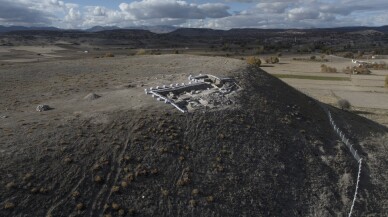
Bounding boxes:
[119,0,230,20]
[287,7,320,21]
[0,0,53,26]
[0,0,387,29]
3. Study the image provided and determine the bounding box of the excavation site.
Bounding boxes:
[1,55,387,217]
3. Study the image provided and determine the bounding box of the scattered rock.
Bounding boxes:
[199,98,209,106]
[36,105,51,112]
[83,93,101,100]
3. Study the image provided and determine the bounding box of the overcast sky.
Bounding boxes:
[0,0,387,29]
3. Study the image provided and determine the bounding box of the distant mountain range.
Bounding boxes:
[0,25,60,33]
[0,25,387,35]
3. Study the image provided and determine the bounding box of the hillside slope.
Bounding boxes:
[0,67,386,216]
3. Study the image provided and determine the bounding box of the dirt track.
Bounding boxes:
[0,55,387,216]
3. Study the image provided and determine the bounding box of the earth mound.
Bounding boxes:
[0,68,387,216]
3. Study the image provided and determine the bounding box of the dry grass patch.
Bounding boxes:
[321,64,337,73]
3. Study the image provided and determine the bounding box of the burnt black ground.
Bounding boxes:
[0,68,387,216]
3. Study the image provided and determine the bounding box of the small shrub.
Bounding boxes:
[112,202,120,210]
[191,189,199,196]
[94,175,103,183]
[111,186,120,193]
[321,64,337,73]
[104,53,114,58]
[310,55,316,60]
[265,56,279,64]
[39,187,48,194]
[121,181,128,188]
[72,191,80,199]
[118,209,125,216]
[4,202,15,210]
[338,99,351,110]
[76,203,84,211]
[385,75,388,88]
[135,49,147,55]
[30,187,38,194]
[206,196,214,203]
[246,56,261,67]
[189,199,196,208]
[161,189,169,197]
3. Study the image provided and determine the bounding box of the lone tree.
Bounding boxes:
[338,99,351,110]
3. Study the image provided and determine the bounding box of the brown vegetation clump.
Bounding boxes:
[321,64,337,73]
[246,56,261,67]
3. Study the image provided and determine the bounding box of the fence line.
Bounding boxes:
[326,110,362,217]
